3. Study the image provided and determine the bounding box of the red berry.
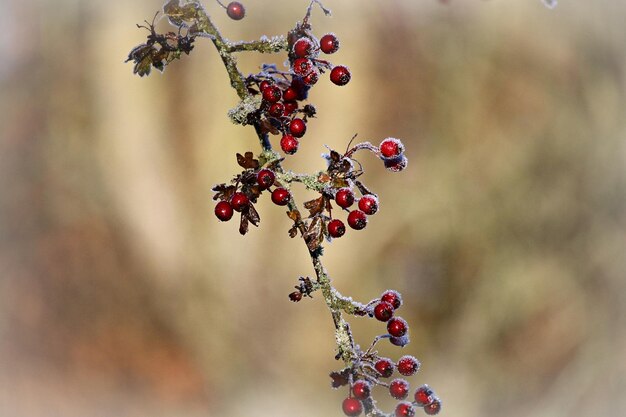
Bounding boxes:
[395,402,415,417]
[342,397,362,417]
[230,192,249,212]
[271,187,290,206]
[347,210,367,230]
[389,378,410,400]
[373,301,394,322]
[292,57,314,77]
[358,195,379,215]
[262,85,282,103]
[283,87,298,101]
[283,101,298,116]
[226,1,245,20]
[374,358,394,378]
[352,380,371,400]
[328,219,346,238]
[424,397,442,415]
[303,68,320,86]
[381,290,403,310]
[414,385,434,406]
[259,80,272,92]
[330,65,351,86]
[256,169,275,190]
[320,33,340,54]
[335,188,355,209]
[293,37,314,58]
[387,317,408,338]
[379,138,404,158]
[268,102,284,118]
[390,335,410,347]
[289,118,306,138]
[280,134,299,155]
[214,201,234,221]
[384,155,408,172]
[397,355,420,376]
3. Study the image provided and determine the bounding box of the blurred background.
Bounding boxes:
[1,0,625,416]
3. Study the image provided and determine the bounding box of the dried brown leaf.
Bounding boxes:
[236,152,259,170]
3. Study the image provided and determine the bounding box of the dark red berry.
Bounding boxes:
[328,219,346,238]
[303,68,320,86]
[262,85,282,103]
[374,358,394,378]
[414,385,434,406]
[292,57,314,77]
[259,80,272,92]
[335,188,355,209]
[320,33,340,54]
[342,397,362,417]
[256,169,275,190]
[283,101,298,116]
[352,380,371,401]
[215,201,234,221]
[289,118,306,138]
[358,195,379,215]
[389,378,410,400]
[271,187,290,206]
[283,87,298,101]
[373,301,394,322]
[226,1,245,20]
[268,102,284,118]
[387,317,408,338]
[347,210,367,230]
[390,335,410,347]
[395,402,415,417]
[280,134,299,155]
[379,138,404,158]
[397,355,420,376]
[424,397,442,415]
[381,290,403,310]
[330,65,351,86]
[293,37,314,58]
[384,155,408,172]
[230,192,249,212]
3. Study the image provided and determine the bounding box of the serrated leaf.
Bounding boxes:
[303,196,325,218]
[288,225,298,238]
[239,214,248,235]
[212,184,236,201]
[287,210,301,222]
[236,152,259,170]
[303,217,323,252]
[329,369,350,389]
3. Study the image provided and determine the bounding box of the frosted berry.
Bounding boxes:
[335,188,355,209]
[358,195,379,215]
[373,301,394,322]
[424,397,442,415]
[414,385,434,406]
[280,134,299,155]
[283,101,298,116]
[387,317,408,337]
[256,169,275,190]
[342,397,362,417]
[374,358,394,378]
[271,187,290,206]
[352,380,371,400]
[328,219,346,238]
[214,201,234,221]
[303,68,320,86]
[320,33,340,54]
[268,102,284,118]
[390,335,410,347]
[293,58,314,77]
[226,1,245,20]
[397,355,420,376]
[330,65,351,86]
[293,37,314,58]
[389,378,410,400]
[395,402,415,417]
[230,192,249,212]
[347,210,367,230]
[384,155,408,172]
[381,290,403,310]
[289,118,307,138]
[379,138,405,159]
[262,85,282,103]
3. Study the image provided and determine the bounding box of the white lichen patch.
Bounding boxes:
[227,95,262,125]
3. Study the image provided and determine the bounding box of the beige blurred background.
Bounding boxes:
[1,0,625,416]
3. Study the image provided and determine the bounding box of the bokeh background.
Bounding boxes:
[1,0,625,416]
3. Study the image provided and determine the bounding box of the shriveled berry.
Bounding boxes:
[226,1,245,20]
[373,301,394,322]
[414,385,434,406]
[328,219,346,238]
[289,118,306,138]
[387,317,408,338]
[384,155,408,172]
[268,102,284,118]
[293,37,314,58]
[303,68,320,86]
[342,397,362,417]
[230,192,249,212]
[424,397,442,415]
[390,335,410,347]
[283,87,298,101]
[271,187,290,206]
[374,358,394,378]
[335,188,355,209]
[381,290,403,310]
[292,57,314,77]
[358,195,379,215]
[330,65,351,86]
[379,138,405,158]
[214,201,234,221]
[395,402,415,417]
[256,169,275,190]
[280,134,299,155]
[397,355,420,376]
[283,101,298,116]
[320,33,340,54]
[262,85,282,103]
[389,378,410,400]
[347,210,367,230]
[352,380,371,400]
